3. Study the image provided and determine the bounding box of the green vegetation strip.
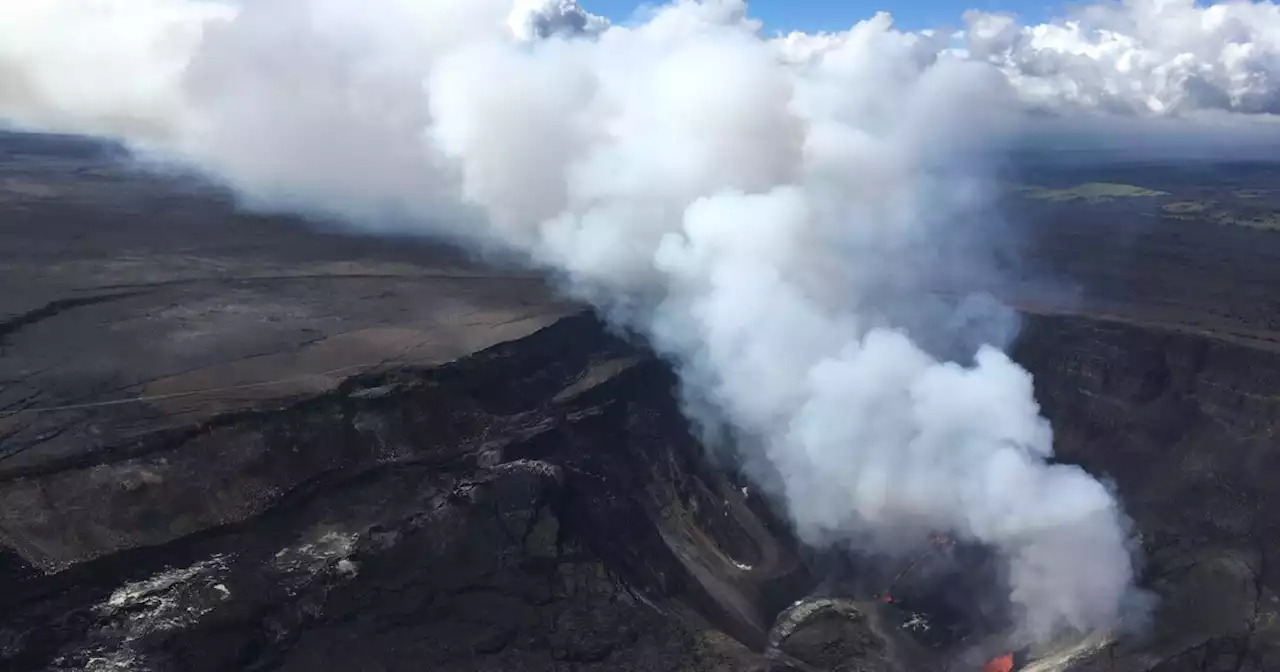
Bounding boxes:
[1161,200,1280,231]
[1015,182,1169,203]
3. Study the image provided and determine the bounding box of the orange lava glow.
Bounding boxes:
[982,652,1014,672]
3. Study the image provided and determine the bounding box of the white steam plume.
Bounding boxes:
[5,0,1274,645]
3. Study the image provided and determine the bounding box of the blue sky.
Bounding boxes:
[587,0,1063,33]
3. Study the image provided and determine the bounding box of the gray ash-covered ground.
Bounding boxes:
[3,132,1280,671]
[0,131,576,477]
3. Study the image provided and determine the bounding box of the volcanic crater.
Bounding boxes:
[2,135,1280,671]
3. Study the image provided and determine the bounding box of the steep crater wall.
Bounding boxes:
[1013,315,1280,672]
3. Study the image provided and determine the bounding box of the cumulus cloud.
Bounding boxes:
[771,0,1280,118]
[3,0,1274,647]
[963,0,1280,116]
[507,0,609,40]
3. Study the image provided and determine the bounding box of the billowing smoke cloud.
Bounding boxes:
[3,0,1274,645]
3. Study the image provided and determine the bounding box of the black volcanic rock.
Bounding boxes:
[0,314,808,671]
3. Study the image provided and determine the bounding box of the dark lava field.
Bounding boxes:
[3,132,1280,671]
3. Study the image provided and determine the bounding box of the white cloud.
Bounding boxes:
[0,0,234,142]
[963,0,1280,115]
[772,0,1280,117]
